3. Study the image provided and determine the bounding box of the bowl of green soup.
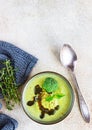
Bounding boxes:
[22,71,74,124]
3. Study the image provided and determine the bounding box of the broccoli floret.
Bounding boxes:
[42,77,58,93]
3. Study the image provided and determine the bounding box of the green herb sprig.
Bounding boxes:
[0,60,20,110]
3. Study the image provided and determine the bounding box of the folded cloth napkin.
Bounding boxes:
[0,113,18,130]
[0,102,2,109]
[0,41,38,98]
[0,41,38,130]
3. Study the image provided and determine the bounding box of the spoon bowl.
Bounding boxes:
[60,44,77,71]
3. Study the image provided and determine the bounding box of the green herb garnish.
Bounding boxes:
[55,94,65,99]
[46,95,54,102]
[42,77,58,93]
[46,93,65,102]
[0,60,20,110]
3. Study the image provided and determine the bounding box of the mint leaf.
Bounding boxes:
[46,93,65,102]
[55,94,65,99]
[45,95,54,101]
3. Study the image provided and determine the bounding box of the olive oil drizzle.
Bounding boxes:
[38,93,59,118]
[27,85,60,119]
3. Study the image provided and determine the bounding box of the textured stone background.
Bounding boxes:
[0,0,92,130]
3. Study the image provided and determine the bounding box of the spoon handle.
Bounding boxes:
[69,69,90,123]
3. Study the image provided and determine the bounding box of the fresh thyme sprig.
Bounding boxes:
[0,60,20,110]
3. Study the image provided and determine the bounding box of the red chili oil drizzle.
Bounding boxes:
[27,85,60,119]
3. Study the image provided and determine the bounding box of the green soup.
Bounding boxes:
[22,72,74,124]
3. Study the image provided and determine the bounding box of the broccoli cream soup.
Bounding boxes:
[22,72,74,124]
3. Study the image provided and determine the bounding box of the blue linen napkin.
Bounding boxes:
[0,41,38,98]
[0,113,18,130]
[0,102,2,109]
[0,41,38,130]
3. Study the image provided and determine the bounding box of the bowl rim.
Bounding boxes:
[22,71,74,125]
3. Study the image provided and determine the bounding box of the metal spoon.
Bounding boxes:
[60,44,90,123]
